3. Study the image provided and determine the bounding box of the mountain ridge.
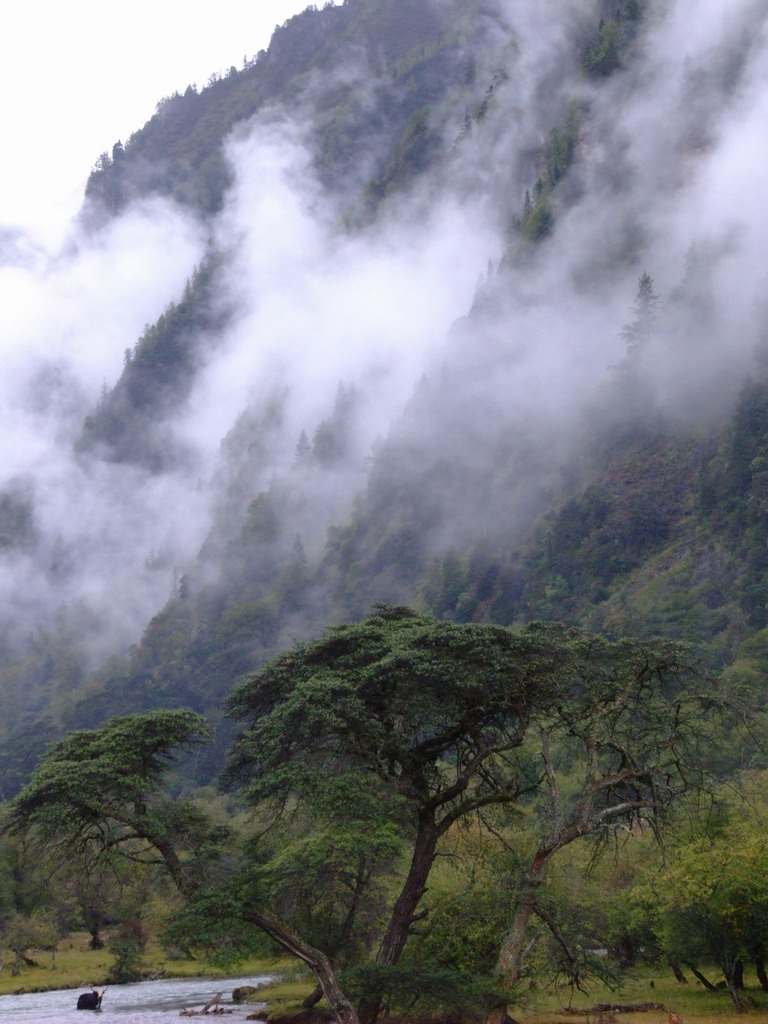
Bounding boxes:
[2,0,767,795]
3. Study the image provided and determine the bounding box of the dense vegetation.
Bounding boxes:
[5,609,765,1019]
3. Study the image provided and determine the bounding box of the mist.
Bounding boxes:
[0,201,206,657]
[0,0,766,706]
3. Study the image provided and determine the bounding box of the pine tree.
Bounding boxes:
[620,272,660,354]
[294,429,312,464]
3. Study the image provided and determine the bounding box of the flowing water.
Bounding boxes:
[0,972,273,1022]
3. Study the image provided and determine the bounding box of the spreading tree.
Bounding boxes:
[5,611,733,1024]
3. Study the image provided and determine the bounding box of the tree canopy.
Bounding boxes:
[224,605,573,812]
[225,607,717,1019]
[4,609,735,1024]
[4,709,221,896]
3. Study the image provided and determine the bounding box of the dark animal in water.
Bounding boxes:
[76,990,103,1010]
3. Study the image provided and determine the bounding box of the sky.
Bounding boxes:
[0,0,321,245]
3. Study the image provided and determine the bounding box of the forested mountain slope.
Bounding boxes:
[83,0,494,220]
[1,0,767,795]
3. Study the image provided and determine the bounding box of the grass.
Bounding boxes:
[236,962,768,1023]
[4,943,768,1024]
[253,974,319,1018]
[0,930,291,997]
[512,964,768,1024]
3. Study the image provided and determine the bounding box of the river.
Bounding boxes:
[0,972,273,1022]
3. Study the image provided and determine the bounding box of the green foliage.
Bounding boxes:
[367,106,441,202]
[698,381,768,627]
[408,886,508,977]
[225,604,728,1000]
[5,710,226,895]
[253,770,405,960]
[546,107,581,187]
[583,20,621,76]
[582,3,646,78]
[224,605,572,808]
[78,260,226,469]
[422,549,470,618]
[0,912,59,976]
[519,475,673,621]
[519,104,580,242]
[635,777,768,1009]
[312,384,358,467]
[521,199,554,241]
[163,879,273,969]
[344,961,502,1018]
[83,0,475,220]
[107,916,147,983]
[0,834,59,919]
[226,607,720,851]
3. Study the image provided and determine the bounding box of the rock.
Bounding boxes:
[233,986,261,1003]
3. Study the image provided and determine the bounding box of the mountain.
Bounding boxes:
[2,0,768,795]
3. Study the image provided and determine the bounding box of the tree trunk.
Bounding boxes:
[303,985,324,1010]
[614,935,638,969]
[375,814,438,966]
[302,859,371,1012]
[243,908,359,1024]
[152,834,196,898]
[685,964,718,992]
[358,814,439,1024]
[494,853,548,987]
[733,959,744,990]
[721,957,746,1013]
[756,956,768,993]
[724,973,745,1013]
[669,961,688,984]
[484,1004,518,1024]
[493,896,537,991]
[153,820,358,1024]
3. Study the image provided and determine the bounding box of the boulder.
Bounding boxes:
[233,986,261,1004]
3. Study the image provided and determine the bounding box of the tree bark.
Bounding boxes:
[148,813,360,1024]
[563,1003,665,1015]
[733,959,745,990]
[669,961,688,984]
[358,814,439,1024]
[721,957,746,1013]
[724,974,745,1013]
[375,813,439,967]
[494,852,548,987]
[150,832,197,899]
[685,964,717,992]
[243,908,359,1024]
[614,935,639,969]
[755,956,768,993]
[303,985,324,1010]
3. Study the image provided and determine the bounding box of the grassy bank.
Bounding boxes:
[512,964,768,1024]
[3,943,768,1024]
[226,964,768,1024]
[0,930,290,997]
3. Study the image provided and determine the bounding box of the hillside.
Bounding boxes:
[1,0,767,795]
